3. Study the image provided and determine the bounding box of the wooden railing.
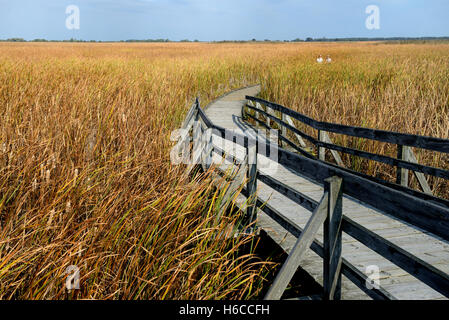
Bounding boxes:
[175,98,449,300]
[244,96,449,199]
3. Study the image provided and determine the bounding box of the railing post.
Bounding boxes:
[208,132,214,166]
[323,176,343,300]
[318,130,326,161]
[265,104,271,128]
[264,191,330,300]
[191,104,200,153]
[396,145,409,187]
[201,128,213,170]
[184,105,201,175]
[281,113,287,148]
[245,139,258,231]
[255,102,262,130]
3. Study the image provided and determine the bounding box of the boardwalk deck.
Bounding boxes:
[203,85,449,300]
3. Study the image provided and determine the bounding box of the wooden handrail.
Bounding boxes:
[182,97,449,300]
[246,96,449,153]
[265,186,332,300]
[244,96,449,196]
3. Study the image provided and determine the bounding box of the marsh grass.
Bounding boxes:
[0,42,448,299]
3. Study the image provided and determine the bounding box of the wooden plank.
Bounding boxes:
[245,112,315,159]
[170,115,195,166]
[245,145,258,228]
[264,193,329,300]
[255,198,393,300]
[216,156,248,222]
[281,113,288,148]
[396,145,409,187]
[198,87,449,301]
[321,131,345,167]
[264,103,272,128]
[185,120,205,175]
[381,277,445,300]
[315,138,449,180]
[323,176,343,300]
[201,129,213,171]
[255,102,263,129]
[258,173,318,213]
[254,171,446,298]
[246,96,449,154]
[407,148,433,195]
[321,154,449,208]
[245,103,449,180]
[245,103,316,145]
[342,216,449,298]
[284,115,307,148]
[181,101,198,129]
[277,148,449,242]
[318,130,326,161]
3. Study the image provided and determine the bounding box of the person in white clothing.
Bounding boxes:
[316,55,324,63]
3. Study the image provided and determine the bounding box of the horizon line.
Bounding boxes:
[2,36,449,43]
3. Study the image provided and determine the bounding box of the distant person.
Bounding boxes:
[326,55,332,63]
[316,55,324,63]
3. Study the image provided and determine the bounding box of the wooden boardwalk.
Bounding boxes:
[188,85,449,300]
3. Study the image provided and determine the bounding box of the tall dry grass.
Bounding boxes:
[256,42,449,197]
[0,42,266,299]
[0,42,448,299]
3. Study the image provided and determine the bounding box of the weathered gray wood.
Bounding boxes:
[321,153,449,207]
[171,112,196,166]
[323,176,343,300]
[245,112,314,159]
[201,129,214,171]
[277,147,449,242]
[407,148,433,195]
[210,112,449,243]
[264,104,271,128]
[245,103,316,145]
[258,173,317,213]
[318,130,326,161]
[181,101,198,129]
[314,135,449,180]
[254,197,394,300]
[244,103,449,181]
[196,86,449,301]
[284,114,307,148]
[185,120,205,175]
[246,145,258,228]
[281,113,287,148]
[247,96,449,154]
[342,216,449,297]
[396,145,409,187]
[216,156,248,223]
[264,193,329,300]
[321,132,345,167]
[255,102,263,129]
[242,100,252,120]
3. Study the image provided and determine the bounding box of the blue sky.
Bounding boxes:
[0,0,448,41]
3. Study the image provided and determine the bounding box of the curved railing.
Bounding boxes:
[175,94,449,300]
[244,96,449,201]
